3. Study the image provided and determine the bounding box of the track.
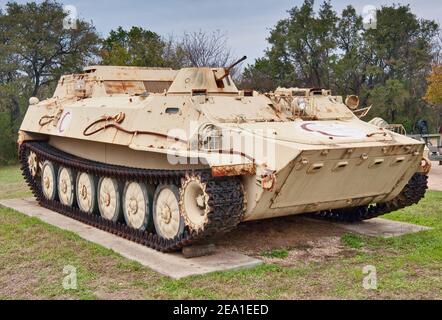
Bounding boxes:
[19,141,245,253]
[311,172,428,222]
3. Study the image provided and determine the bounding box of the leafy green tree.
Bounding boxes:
[331,6,365,96]
[1,0,100,97]
[101,27,167,67]
[241,58,276,92]
[364,6,437,87]
[425,64,442,130]
[242,1,440,132]
[364,5,438,131]
[0,1,100,163]
[425,65,442,105]
[368,80,409,124]
[244,0,338,90]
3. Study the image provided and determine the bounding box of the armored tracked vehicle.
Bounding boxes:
[18,60,431,252]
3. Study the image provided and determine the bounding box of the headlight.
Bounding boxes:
[199,124,223,150]
[297,98,306,111]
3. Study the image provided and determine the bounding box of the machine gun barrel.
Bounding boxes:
[217,56,247,81]
[227,56,247,73]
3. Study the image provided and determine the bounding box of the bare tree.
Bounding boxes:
[181,30,237,68]
[162,30,244,79]
[432,31,442,65]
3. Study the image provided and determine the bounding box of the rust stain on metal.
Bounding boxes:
[104,81,146,95]
[211,163,256,177]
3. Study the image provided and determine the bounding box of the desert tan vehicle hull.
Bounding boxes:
[18,65,430,251]
[20,121,426,222]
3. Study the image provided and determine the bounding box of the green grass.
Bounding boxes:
[261,249,289,259]
[0,165,441,299]
[0,165,32,199]
[341,234,364,249]
[383,191,442,228]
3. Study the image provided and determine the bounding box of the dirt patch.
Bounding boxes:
[93,285,148,300]
[262,237,353,267]
[0,269,42,300]
[214,215,351,266]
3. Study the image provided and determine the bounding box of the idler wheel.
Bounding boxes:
[76,172,97,214]
[123,181,153,231]
[98,177,122,222]
[153,185,185,240]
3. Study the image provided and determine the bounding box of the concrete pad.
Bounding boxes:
[331,218,432,238]
[0,198,262,279]
[429,161,442,191]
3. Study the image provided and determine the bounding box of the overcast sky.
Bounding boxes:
[1,0,441,63]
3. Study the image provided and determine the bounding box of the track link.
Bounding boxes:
[19,141,244,253]
[311,173,428,223]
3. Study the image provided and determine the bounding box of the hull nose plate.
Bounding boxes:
[270,149,420,209]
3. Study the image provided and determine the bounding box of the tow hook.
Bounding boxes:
[261,169,277,191]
